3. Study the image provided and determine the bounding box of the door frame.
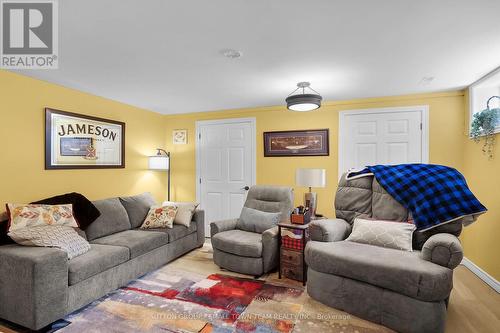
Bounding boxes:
[338,105,429,179]
[195,117,257,207]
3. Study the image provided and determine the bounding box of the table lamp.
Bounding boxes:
[295,168,326,218]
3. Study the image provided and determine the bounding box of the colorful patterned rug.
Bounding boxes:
[56,266,305,333]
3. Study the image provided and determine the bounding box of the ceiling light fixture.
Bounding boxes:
[286,82,322,112]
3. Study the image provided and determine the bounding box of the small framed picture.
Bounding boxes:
[173,129,188,144]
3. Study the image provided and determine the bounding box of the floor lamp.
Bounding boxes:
[149,148,171,201]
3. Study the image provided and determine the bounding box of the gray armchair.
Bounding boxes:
[210,185,293,276]
[305,174,464,333]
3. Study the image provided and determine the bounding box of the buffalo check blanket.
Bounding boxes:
[346,164,487,231]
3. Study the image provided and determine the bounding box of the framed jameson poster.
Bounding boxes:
[45,108,125,169]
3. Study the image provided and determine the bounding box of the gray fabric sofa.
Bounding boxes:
[305,174,464,333]
[210,185,294,276]
[0,193,205,330]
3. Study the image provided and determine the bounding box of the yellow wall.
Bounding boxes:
[460,93,500,280]
[167,90,500,280]
[0,70,168,205]
[2,70,496,280]
[164,91,466,219]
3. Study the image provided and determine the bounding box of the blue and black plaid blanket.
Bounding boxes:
[347,164,487,231]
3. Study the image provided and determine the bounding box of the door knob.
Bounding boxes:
[242,186,250,191]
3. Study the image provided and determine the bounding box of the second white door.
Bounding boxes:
[339,106,428,176]
[196,118,256,237]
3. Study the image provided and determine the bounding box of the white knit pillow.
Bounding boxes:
[346,218,416,251]
[9,225,91,259]
[162,201,199,227]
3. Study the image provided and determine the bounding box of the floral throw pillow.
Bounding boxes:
[140,205,177,229]
[6,203,79,232]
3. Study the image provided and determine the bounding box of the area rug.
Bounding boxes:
[56,266,305,333]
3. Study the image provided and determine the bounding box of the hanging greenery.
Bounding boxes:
[470,96,500,159]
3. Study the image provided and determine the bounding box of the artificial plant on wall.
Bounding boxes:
[470,95,500,159]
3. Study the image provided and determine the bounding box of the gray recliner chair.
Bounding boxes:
[305,174,464,333]
[210,185,294,276]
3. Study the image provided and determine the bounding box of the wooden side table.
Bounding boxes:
[278,222,310,285]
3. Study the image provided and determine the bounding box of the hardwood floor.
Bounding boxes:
[0,242,498,333]
[446,265,500,333]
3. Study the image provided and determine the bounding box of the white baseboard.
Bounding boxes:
[460,257,500,293]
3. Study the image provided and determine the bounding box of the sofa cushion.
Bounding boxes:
[305,240,453,302]
[237,207,281,234]
[119,193,157,228]
[244,186,294,222]
[147,222,197,243]
[371,178,409,222]
[68,244,129,285]
[335,174,373,224]
[91,230,168,258]
[211,229,262,258]
[85,198,132,241]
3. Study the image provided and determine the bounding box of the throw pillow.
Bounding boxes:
[8,225,91,259]
[6,203,79,232]
[237,207,281,233]
[140,205,177,229]
[162,201,199,227]
[31,192,100,230]
[120,193,157,229]
[346,218,416,251]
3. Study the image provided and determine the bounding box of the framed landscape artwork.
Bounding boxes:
[45,108,125,169]
[263,129,329,157]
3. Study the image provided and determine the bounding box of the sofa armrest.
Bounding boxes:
[193,209,205,247]
[0,245,68,330]
[421,233,463,269]
[210,218,238,237]
[309,218,351,242]
[262,226,279,272]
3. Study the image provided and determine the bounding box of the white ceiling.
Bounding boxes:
[14,0,500,114]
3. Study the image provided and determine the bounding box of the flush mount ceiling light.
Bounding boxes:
[286,82,322,111]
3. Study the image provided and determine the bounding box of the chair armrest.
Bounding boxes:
[210,218,238,237]
[193,209,205,246]
[309,218,351,242]
[421,233,463,269]
[0,245,68,330]
[262,226,279,272]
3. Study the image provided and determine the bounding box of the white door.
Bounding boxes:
[196,118,256,237]
[339,106,428,176]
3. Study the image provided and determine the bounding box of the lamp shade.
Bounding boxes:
[148,155,169,170]
[296,168,326,188]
